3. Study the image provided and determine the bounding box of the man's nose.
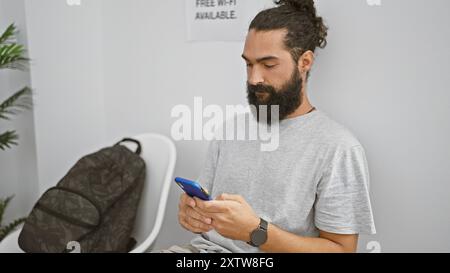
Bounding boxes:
[248,68,264,86]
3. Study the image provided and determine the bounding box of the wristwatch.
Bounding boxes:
[248,218,268,247]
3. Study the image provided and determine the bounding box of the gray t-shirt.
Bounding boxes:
[190,109,376,253]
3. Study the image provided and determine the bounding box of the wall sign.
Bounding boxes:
[186,0,274,42]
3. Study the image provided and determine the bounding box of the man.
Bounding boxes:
[164,0,376,253]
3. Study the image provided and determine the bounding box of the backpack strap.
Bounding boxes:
[114,138,142,155]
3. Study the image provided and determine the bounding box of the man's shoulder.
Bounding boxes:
[312,110,363,150]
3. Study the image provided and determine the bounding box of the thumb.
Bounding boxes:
[216,193,242,202]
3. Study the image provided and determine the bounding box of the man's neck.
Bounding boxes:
[285,90,314,119]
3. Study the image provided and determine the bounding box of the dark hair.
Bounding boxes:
[249,0,328,66]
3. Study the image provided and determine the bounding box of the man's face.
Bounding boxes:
[242,29,303,122]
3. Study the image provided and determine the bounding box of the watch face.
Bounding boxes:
[251,229,268,246]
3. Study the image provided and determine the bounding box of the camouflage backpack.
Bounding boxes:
[18,138,146,253]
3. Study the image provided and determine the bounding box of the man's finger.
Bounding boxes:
[193,206,215,219]
[179,214,211,233]
[186,215,212,231]
[216,193,242,202]
[194,197,229,213]
[179,216,201,233]
[182,193,196,208]
[187,207,212,224]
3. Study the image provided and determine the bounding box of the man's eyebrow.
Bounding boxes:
[241,54,279,63]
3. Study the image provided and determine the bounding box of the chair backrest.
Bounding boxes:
[123,133,176,253]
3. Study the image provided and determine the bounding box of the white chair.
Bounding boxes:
[0,133,177,253]
[127,133,176,253]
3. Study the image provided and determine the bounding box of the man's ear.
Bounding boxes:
[298,50,315,75]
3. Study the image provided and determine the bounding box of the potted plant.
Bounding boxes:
[0,23,33,242]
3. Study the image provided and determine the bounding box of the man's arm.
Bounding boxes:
[259,224,358,253]
[194,194,359,253]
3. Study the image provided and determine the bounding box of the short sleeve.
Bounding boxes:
[314,145,376,235]
[196,140,220,194]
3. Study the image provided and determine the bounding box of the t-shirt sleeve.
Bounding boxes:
[314,145,376,235]
[196,140,220,194]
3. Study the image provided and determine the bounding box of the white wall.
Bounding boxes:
[0,0,38,226]
[311,0,450,252]
[24,0,107,194]
[19,0,450,252]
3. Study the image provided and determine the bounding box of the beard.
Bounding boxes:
[246,67,303,123]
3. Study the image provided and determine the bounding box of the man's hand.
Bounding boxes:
[194,193,260,242]
[187,193,359,252]
[178,193,213,234]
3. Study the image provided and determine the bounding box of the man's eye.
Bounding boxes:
[264,64,277,69]
[246,63,252,68]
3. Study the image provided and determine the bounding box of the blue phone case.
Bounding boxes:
[174,177,212,201]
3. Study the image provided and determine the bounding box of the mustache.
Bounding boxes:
[247,83,276,95]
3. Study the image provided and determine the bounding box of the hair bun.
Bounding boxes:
[276,0,316,16]
[275,0,327,49]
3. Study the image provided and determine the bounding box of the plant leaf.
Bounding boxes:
[0,217,26,242]
[0,131,19,150]
[0,195,15,226]
[0,24,16,44]
[0,87,33,120]
[0,43,29,70]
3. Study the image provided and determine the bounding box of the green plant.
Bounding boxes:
[0,196,26,241]
[1,23,32,150]
[0,23,32,241]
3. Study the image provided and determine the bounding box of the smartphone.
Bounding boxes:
[174,177,212,201]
